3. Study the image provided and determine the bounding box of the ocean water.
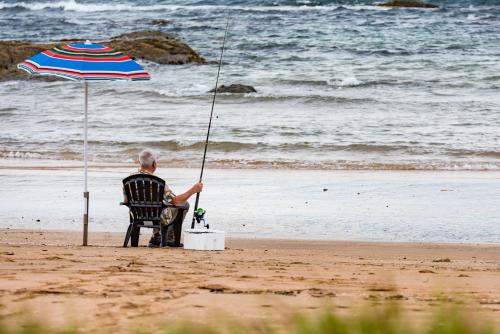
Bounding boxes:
[1,0,500,170]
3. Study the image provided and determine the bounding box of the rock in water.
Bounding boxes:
[377,0,438,8]
[0,31,205,81]
[209,84,257,94]
[0,41,55,81]
[109,31,205,65]
[150,19,171,26]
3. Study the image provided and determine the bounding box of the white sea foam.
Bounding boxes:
[0,0,386,13]
[326,76,364,87]
[339,76,363,87]
[1,151,44,159]
[0,0,181,12]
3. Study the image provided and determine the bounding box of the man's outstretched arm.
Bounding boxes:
[171,182,203,206]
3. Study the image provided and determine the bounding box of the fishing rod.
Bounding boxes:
[191,15,230,229]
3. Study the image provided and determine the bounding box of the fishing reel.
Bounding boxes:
[194,208,209,229]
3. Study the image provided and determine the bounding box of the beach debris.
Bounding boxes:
[365,294,381,300]
[418,269,436,274]
[209,84,257,94]
[386,294,407,300]
[1,31,205,81]
[377,0,438,8]
[479,300,500,305]
[458,274,470,277]
[432,258,451,263]
[308,288,336,298]
[198,284,303,296]
[368,286,396,292]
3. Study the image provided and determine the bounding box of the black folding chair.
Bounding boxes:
[120,173,183,247]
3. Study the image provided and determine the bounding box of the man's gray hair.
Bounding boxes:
[139,149,157,169]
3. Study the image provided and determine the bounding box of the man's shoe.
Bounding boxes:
[148,238,161,248]
[166,242,184,248]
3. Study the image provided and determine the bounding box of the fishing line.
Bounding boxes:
[191,14,230,229]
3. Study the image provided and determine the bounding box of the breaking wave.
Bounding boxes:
[0,0,383,13]
[0,0,179,12]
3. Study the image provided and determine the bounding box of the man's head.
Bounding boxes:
[139,149,158,173]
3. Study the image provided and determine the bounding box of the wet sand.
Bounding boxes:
[1,165,499,243]
[0,229,499,332]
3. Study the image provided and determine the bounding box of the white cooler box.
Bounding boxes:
[183,229,225,251]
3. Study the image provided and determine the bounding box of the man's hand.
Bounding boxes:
[190,182,203,195]
[171,182,204,205]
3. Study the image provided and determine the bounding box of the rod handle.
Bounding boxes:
[190,192,201,229]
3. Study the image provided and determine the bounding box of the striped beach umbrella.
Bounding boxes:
[18,41,151,246]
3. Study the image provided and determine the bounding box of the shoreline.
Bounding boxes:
[0,228,499,332]
[1,158,499,172]
[1,228,498,248]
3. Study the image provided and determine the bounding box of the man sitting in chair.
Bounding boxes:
[126,149,203,248]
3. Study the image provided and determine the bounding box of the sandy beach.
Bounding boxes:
[0,229,499,332]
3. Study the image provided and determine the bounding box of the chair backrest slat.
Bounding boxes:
[137,178,146,219]
[123,174,166,222]
[157,183,165,219]
[144,179,152,218]
[128,180,140,219]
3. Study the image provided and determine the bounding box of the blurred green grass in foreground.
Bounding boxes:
[0,304,496,334]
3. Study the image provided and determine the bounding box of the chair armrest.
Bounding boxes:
[162,202,186,209]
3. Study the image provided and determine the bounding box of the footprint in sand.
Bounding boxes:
[121,302,141,309]
[308,288,336,298]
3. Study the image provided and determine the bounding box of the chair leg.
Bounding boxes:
[171,207,187,246]
[130,223,140,247]
[123,223,133,247]
[173,220,183,246]
[160,224,167,247]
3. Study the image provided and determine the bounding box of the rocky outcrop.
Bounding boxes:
[0,31,205,81]
[377,0,438,8]
[0,41,54,81]
[109,31,205,65]
[209,84,257,94]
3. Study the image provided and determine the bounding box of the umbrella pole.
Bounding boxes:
[83,81,89,246]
